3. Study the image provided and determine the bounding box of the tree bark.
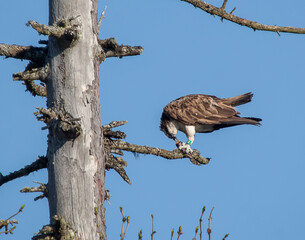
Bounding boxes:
[47,0,106,239]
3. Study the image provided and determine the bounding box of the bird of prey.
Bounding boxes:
[160,92,261,153]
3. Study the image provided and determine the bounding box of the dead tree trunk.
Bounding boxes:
[46,0,106,239]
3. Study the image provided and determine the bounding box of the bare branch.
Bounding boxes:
[27,19,80,42]
[98,38,143,62]
[199,206,205,240]
[103,129,126,139]
[98,6,107,35]
[0,156,47,187]
[105,154,131,185]
[220,0,228,10]
[223,233,230,240]
[13,64,49,82]
[108,139,210,165]
[120,207,130,240]
[105,44,143,58]
[181,0,305,34]
[207,207,215,240]
[24,80,47,97]
[151,214,156,240]
[103,120,128,129]
[20,181,48,201]
[0,43,46,62]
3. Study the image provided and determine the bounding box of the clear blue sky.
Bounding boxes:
[1,0,305,239]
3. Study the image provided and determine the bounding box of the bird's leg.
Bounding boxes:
[175,138,194,154]
[181,139,193,154]
[180,127,195,154]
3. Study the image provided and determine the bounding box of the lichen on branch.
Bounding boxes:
[0,43,46,62]
[20,181,48,201]
[13,64,49,82]
[98,38,143,62]
[103,121,210,184]
[27,19,80,43]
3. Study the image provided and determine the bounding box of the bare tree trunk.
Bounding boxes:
[47,0,106,239]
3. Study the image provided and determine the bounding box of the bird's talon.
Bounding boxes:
[178,143,193,154]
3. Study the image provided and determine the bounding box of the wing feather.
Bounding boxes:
[163,94,240,125]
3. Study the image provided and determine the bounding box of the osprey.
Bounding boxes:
[160,92,261,153]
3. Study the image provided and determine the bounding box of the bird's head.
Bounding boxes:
[160,112,176,140]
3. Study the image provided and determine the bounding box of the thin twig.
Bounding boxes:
[199,206,205,240]
[98,6,107,34]
[0,205,25,235]
[151,214,156,240]
[138,229,143,240]
[171,228,174,240]
[20,181,48,201]
[119,207,129,240]
[120,207,125,240]
[192,226,199,240]
[220,0,228,10]
[222,233,230,240]
[177,226,183,240]
[229,7,236,14]
[124,216,130,238]
[207,207,215,240]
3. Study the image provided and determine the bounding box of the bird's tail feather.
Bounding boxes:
[219,117,262,128]
[222,92,253,107]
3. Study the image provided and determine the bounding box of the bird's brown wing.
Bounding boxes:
[163,94,240,125]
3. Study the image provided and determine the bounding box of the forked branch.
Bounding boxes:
[181,0,305,34]
[20,181,48,201]
[0,205,25,235]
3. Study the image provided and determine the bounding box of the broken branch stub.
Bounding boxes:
[27,19,80,45]
[34,107,82,140]
[98,38,143,62]
[0,43,46,62]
